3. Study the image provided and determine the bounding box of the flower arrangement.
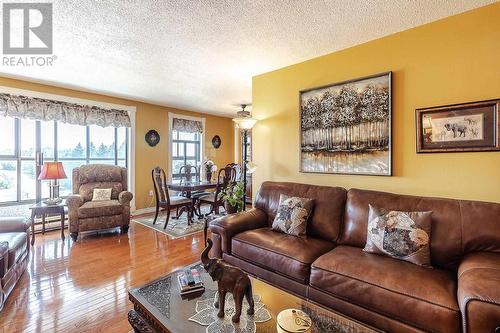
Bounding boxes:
[204,160,217,173]
[222,181,245,213]
[204,160,218,181]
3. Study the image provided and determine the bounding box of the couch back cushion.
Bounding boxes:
[255,182,347,242]
[72,164,126,201]
[79,182,123,202]
[341,188,500,270]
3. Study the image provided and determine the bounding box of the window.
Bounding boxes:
[169,115,204,180]
[0,116,17,203]
[0,115,129,204]
[171,130,201,179]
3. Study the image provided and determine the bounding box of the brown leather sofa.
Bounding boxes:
[210,181,500,333]
[67,164,133,241]
[0,217,30,312]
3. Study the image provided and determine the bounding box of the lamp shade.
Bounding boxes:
[38,162,67,180]
[246,161,258,174]
[232,117,257,130]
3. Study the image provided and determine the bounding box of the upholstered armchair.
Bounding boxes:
[67,164,133,241]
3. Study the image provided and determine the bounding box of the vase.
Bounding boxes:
[206,171,212,182]
[224,201,238,214]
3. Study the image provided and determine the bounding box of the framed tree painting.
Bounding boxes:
[416,99,500,153]
[299,72,392,176]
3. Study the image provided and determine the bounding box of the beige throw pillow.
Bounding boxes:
[92,188,112,202]
[363,205,433,267]
[271,194,314,237]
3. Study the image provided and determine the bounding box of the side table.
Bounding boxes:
[29,200,67,245]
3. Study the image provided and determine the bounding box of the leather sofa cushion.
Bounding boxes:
[78,200,123,219]
[0,232,27,270]
[232,228,335,283]
[254,182,347,242]
[310,246,461,333]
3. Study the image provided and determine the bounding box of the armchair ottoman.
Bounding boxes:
[67,164,133,241]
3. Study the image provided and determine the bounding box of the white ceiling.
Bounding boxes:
[0,0,495,117]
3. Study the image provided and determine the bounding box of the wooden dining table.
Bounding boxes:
[166,180,218,224]
[166,180,217,194]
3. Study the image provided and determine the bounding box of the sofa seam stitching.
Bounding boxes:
[311,266,459,312]
[310,286,444,333]
[458,266,500,279]
[229,253,308,284]
[462,296,500,332]
[233,237,328,265]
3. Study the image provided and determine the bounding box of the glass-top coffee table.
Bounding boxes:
[128,263,380,333]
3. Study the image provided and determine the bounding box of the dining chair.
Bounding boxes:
[226,163,242,181]
[151,167,192,229]
[178,164,204,199]
[178,164,199,183]
[196,165,235,215]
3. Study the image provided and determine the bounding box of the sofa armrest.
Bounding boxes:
[118,191,133,206]
[0,217,31,233]
[209,208,268,254]
[0,241,8,279]
[67,195,83,233]
[458,252,500,333]
[66,194,83,209]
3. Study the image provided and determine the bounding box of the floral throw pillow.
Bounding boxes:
[363,205,433,267]
[271,194,314,237]
[92,188,112,202]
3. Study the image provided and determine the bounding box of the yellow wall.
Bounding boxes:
[252,3,500,203]
[0,76,235,209]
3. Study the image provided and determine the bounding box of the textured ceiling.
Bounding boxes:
[0,0,495,116]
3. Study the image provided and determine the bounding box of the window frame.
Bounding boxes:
[171,130,201,179]
[0,116,129,206]
[167,113,205,181]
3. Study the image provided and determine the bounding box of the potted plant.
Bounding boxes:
[221,181,245,214]
[203,160,217,182]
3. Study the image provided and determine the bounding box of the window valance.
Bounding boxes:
[172,117,203,133]
[0,93,131,128]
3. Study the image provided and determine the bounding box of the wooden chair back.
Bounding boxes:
[214,166,235,199]
[179,164,199,182]
[152,167,170,206]
[226,163,242,182]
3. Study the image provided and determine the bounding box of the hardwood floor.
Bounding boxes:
[0,218,207,333]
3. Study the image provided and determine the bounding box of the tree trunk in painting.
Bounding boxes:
[301,83,389,153]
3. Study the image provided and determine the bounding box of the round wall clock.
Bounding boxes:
[145,130,160,147]
[212,135,221,149]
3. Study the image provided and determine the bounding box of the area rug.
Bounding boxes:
[132,206,223,239]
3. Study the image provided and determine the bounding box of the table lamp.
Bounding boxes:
[38,162,67,205]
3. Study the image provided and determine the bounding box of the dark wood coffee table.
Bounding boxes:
[128,263,381,333]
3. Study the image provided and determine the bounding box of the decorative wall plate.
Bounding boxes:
[212,135,221,149]
[145,130,160,147]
